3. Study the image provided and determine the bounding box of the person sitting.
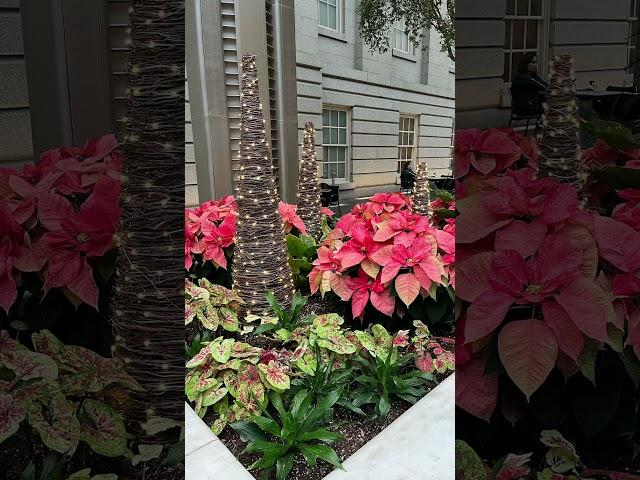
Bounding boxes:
[511,53,548,116]
[400,163,416,191]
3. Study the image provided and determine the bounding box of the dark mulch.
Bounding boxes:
[218,400,410,480]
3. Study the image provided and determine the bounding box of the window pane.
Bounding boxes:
[330,146,337,162]
[330,109,338,126]
[512,52,525,75]
[327,0,336,5]
[517,0,528,15]
[328,4,337,29]
[323,127,330,142]
[531,0,542,16]
[338,128,346,144]
[408,133,414,145]
[338,147,346,162]
[334,128,341,144]
[323,109,329,126]
[408,118,415,130]
[323,162,328,178]
[329,163,337,178]
[402,34,408,52]
[319,2,328,27]
[526,20,538,49]
[513,20,525,49]
[504,20,512,48]
[337,163,345,179]
[503,53,511,81]
[506,0,515,15]
[322,146,328,161]
[339,110,346,127]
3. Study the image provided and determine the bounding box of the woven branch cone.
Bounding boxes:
[232,55,295,315]
[296,122,323,238]
[538,54,586,200]
[110,0,184,422]
[412,161,431,216]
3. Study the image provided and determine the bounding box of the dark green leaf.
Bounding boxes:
[230,420,269,442]
[250,444,291,470]
[276,453,295,480]
[298,444,343,470]
[252,416,282,437]
[621,348,640,389]
[377,395,391,418]
[161,439,185,467]
[298,427,343,443]
[244,440,277,454]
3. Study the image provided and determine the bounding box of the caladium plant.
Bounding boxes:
[184,336,291,434]
[184,278,242,332]
[0,330,141,457]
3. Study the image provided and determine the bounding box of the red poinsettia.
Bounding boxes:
[344,268,395,319]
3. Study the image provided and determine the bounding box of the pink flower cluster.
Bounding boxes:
[0,135,122,313]
[309,192,454,320]
[184,198,314,270]
[455,127,640,422]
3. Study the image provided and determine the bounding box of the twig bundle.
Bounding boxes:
[232,54,295,315]
[296,122,323,238]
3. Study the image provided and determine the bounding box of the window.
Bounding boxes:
[503,0,545,82]
[322,108,349,181]
[627,0,638,73]
[397,115,417,173]
[319,0,342,32]
[393,17,413,53]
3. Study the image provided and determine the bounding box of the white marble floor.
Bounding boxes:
[185,374,455,480]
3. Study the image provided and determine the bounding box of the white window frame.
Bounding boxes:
[396,114,418,178]
[318,0,343,33]
[503,0,549,83]
[392,17,414,54]
[322,106,350,183]
[627,0,639,74]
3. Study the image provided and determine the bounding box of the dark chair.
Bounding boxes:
[507,87,542,135]
[400,170,415,193]
[605,85,638,93]
[320,182,341,215]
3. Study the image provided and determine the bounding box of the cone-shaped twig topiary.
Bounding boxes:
[110,0,184,421]
[538,54,586,201]
[232,54,295,315]
[296,122,323,238]
[412,161,431,216]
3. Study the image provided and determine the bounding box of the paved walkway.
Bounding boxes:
[185,374,455,480]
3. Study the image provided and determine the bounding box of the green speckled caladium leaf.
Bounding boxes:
[78,399,126,457]
[31,330,65,356]
[258,361,290,390]
[185,373,202,402]
[13,379,60,407]
[371,324,392,357]
[197,357,218,378]
[195,376,220,394]
[223,370,239,398]
[291,343,307,361]
[196,304,219,330]
[0,392,25,443]
[185,279,209,301]
[218,358,243,370]
[354,331,376,355]
[212,338,234,363]
[275,329,291,342]
[28,393,80,453]
[0,330,28,354]
[211,418,226,436]
[198,279,244,308]
[413,320,430,340]
[286,327,310,345]
[185,303,195,325]
[295,354,317,376]
[2,350,58,382]
[313,314,343,338]
[186,345,212,369]
[231,342,262,359]
[317,333,356,355]
[218,307,239,332]
[202,387,228,407]
[236,364,265,410]
[57,346,143,394]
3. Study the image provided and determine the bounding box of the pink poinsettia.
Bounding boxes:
[582,138,640,168]
[344,268,395,319]
[373,209,433,247]
[369,192,412,215]
[0,204,23,313]
[334,227,381,277]
[321,207,335,217]
[194,214,236,269]
[455,128,521,178]
[612,189,640,231]
[278,202,307,235]
[309,246,349,299]
[460,234,614,361]
[372,235,445,305]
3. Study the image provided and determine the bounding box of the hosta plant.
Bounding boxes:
[230,390,344,480]
[349,324,434,418]
[0,330,142,457]
[185,336,291,434]
[184,278,243,332]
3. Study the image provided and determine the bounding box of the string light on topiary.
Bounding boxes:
[231,54,295,316]
[412,161,431,216]
[295,122,323,238]
[537,54,586,204]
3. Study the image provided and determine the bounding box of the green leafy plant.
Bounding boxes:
[349,325,434,418]
[410,320,455,374]
[231,390,344,480]
[0,330,142,458]
[185,337,292,434]
[185,278,243,332]
[185,330,215,359]
[251,291,308,340]
[285,234,318,292]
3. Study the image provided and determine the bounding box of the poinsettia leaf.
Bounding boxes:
[0,392,25,444]
[497,319,558,400]
[395,273,421,307]
[78,399,127,457]
[28,393,80,454]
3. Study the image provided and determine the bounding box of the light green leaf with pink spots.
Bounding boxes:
[78,399,126,457]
